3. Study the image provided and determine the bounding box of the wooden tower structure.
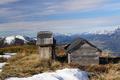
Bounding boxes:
[36,31,56,60]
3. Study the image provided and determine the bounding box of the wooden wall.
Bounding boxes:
[38,46,52,60]
[70,44,100,65]
[36,31,54,60]
[36,38,53,46]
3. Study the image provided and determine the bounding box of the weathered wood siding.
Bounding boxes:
[70,44,100,65]
[38,46,52,60]
[36,38,53,46]
[36,31,54,60]
[36,31,53,46]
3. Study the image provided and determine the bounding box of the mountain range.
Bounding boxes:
[55,28,120,52]
[0,28,120,52]
[0,35,36,47]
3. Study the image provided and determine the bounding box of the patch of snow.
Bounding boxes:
[56,68,88,80]
[4,53,17,56]
[16,35,27,43]
[5,36,15,44]
[54,33,73,36]
[63,33,73,36]
[6,68,89,80]
[4,35,29,44]
[0,69,2,72]
[0,53,17,59]
[0,55,11,59]
[33,37,37,41]
[94,30,114,35]
[85,30,114,35]
[0,62,6,69]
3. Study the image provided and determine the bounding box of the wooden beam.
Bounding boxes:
[68,53,71,64]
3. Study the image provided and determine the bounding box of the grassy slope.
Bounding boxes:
[0,45,120,80]
[0,45,69,80]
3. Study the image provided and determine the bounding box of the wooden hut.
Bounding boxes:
[64,38,102,65]
[36,31,56,60]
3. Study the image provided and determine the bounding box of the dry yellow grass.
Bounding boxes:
[0,45,69,80]
[88,64,120,80]
[0,45,37,54]
[0,45,120,80]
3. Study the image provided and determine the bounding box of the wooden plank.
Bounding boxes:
[38,46,52,60]
[68,54,71,64]
[71,57,99,65]
[71,55,99,65]
[36,38,53,45]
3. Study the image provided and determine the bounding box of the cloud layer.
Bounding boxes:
[0,0,19,4]
[0,16,119,33]
[0,0,120,35]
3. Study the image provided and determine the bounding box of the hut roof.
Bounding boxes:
[37,31,53,39]
[64,37,102,53]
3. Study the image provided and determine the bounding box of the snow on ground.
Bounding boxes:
[6,68,89,80]
[0,69,2,72]
[0,62,6,69]
[0,62,6,72]
[0,53,17,72]
[0,53,17,59]
[0,55,11,59]
[4,53,17,56]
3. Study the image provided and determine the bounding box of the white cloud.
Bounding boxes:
[34,0,120,16]
[37,0,105,16]
[0,0,120,34]
[100,2,120,11]
[14,0,120,18]
[0,8,20,15]
[12,0,105,18]
[0,0,120,21]
[0,16,119,33]
[0,0,19,4]
[61,0,105,11]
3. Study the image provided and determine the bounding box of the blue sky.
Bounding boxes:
[0,0,120,36]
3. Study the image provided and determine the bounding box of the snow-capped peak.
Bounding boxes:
[16,35,26,41]
[5,36,16,44]
[93,30,114,35]
[54,33,74,36]
[81,29,115,35]
[4,35,32,45]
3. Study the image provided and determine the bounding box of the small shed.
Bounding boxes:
[36,31,56,60]
[65,38,102,65]
[99,52,120,64]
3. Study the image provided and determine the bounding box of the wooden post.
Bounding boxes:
[68,53,71,64]
[36,31,56,61]
[38,46,52,60]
